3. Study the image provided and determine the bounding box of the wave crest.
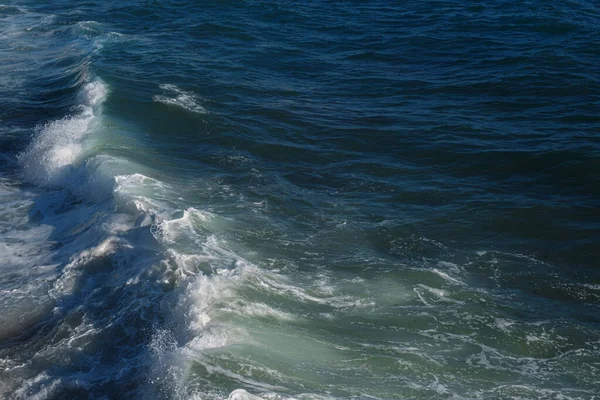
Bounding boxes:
[18,80,107,186]
[153,84,206,114]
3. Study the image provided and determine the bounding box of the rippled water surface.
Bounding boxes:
[1,1,599,399]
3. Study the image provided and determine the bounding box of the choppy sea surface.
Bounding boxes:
[1,1,599,399]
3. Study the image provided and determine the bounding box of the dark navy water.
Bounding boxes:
[1,1,599,399]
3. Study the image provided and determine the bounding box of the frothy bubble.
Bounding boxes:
[18,80,107,186]
[153,84,206,114]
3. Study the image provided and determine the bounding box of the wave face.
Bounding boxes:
[1,1,599,399]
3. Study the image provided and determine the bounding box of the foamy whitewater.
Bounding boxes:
[1,1,599,399]
[2,77,290,398]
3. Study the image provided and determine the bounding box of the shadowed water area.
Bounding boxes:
[0,1,599,399]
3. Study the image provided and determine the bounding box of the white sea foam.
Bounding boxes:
[495,318,516,333]
[432,268,464,285]
[153,84,206,113]
[0,77,195,397]
[12,372,62,400]
[0,180,58,341]
[251,271,374,309]
[413,284,463,306]
[19,80,106,186]
[229,389,265,400]
[0,4,28,14]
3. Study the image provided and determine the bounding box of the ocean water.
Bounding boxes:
[0,1,599,399]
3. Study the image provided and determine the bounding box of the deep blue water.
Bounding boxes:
[1,1,599,399]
